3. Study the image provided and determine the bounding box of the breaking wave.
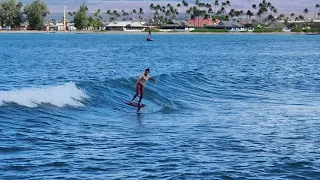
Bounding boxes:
[0,82,88,108]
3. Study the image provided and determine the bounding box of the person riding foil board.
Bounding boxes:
[129,68,157,111]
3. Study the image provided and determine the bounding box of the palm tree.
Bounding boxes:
[303,8,309,18]
[106,9,112,22]
[173,8,179,21]
[278,14,285,20]
[195,0,200,6]
[229,9,235,18]
[155,4,161,21]
[51,19,57,25]
[177,3,181,20]
[267,14,273,21]
[132,9,137,20]
[252,4,257,9]
[208,7,213,15]
[214,0,219,14]
[149,3,154,20]
[269,5,274,15]
[112,10,120,21]
[186,9,191,19]
[138,8,144,21]
[94,9,102,23]
[257,0,268,22]
[177,3,181,9]
[290,13,295,21]
[246,10,254,22]
[182,0,189,19]
[299,15,304,20]
[93,9,102,29]
[273,8,278,15]
[205,3,211,14]
[316,4,320,19]
[284,17,289,23]
[68,11,75,16]
[121,9,125,19]
[267,2,272,8]
[252,4,257,20]
[220,6,226,15]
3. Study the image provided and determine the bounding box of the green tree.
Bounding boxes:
[23,0,50,30]
[73,3,89,30]
[51,18,56,25]
[0,0,24,28]
[93,9,103,29]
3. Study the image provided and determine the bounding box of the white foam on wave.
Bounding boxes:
[0,82,89,108]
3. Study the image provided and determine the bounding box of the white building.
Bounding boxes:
[106,21,145,31]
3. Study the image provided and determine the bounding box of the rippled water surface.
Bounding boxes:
[0,33,320,179]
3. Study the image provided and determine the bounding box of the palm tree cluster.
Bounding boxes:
[149,3,179,24]
[65,0,320,29]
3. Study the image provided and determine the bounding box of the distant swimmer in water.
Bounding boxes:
[130,68,157,110]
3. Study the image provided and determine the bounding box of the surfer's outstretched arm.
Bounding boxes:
[150,77,157,84]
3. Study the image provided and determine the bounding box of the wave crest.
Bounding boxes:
[0,82,88,108]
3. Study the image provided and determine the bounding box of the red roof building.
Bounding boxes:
[187,18,220,27]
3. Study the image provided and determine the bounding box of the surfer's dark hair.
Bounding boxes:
[145,68,150,72]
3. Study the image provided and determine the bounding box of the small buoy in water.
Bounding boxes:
[147,30,153,41]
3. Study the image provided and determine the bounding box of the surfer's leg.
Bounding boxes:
[138,94,143,105]
[138,85,144,105]
[130,94,138,104]
[130,83,140,103]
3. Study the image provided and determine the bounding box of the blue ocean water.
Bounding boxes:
[0,33,320,179]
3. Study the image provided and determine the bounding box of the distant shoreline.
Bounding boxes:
[0,30,307,35]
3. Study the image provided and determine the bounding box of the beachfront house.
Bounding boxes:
[159,20,195,31]
[0,22,30,30]
[46,22,76,32]
[207,21,245,31]
[267,21,290,32]
[106,21,145,31]
[187,18,220,27]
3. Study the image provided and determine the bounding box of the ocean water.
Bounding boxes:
[0,33,320,179]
